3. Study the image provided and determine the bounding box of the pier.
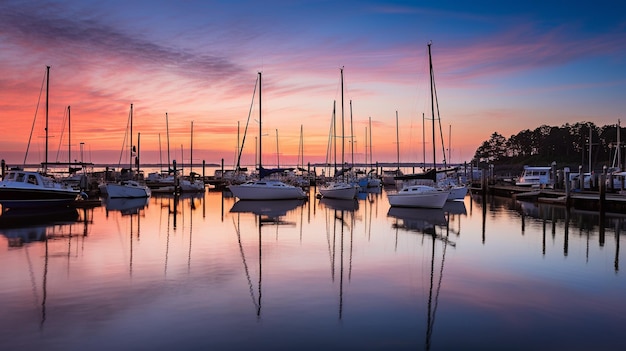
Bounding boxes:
[470,174,626,213]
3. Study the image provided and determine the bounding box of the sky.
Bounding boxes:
[1,0,625,168]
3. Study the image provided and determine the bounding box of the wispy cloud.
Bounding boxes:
[0,1,243,84]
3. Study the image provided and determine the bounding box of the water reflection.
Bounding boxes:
[387,207,447,234]
[0,207,79,245]
[104,197,148,215]
[323,205,355,320]
[0,207,90,332]
[230,199,306,219]
[514,198,623,271]
[1,190,624,350]
[319,197,359,212]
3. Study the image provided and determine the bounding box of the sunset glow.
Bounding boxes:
[1,1,625,167]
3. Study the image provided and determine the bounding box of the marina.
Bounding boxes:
[1,2,625,350]
[1,186,624,350]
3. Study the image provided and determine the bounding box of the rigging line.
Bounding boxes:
[325,101,335,175]
[232,216,259,311]
[23,67,47,167]
[55,106,68,162]
[236,75,259,171]
[432,68,447,167]
[117,107,132,167]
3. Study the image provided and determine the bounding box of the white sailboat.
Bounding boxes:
[228,72,307,201]
[319,67,359,200]
[387,184,448,208]
[387,42,449,208]
[103,104,151,199]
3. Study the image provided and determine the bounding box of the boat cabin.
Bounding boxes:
[516,166,553,187]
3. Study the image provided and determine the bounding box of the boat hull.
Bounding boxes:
[229,181,306,200]
[387,189,449,208]
[105,183,151,198]
[447,186,468,201]
[0,188,78,209]
[319,183,359,200]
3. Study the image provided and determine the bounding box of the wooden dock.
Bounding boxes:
[470,184,626,213]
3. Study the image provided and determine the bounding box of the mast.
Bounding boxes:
[44,65,50,174]
[350,99,354,168]
[396,111,400,172]
[370,116,374,168]
[365,126,368,168]
[588,124,593,173]
[428,41,436,170]
[340,67,345,181]
[448,124,452,165]
[333,100,337,177]
[130,103,134,173]
[258,72,262,172]
[68,105,71,174]
[191,121,194,175]
[619,120,622,170]
[158,133,163,173]
[422,113,426,170]
[137,132,141,175]
[275,129,279,168]
[166,112,171,172]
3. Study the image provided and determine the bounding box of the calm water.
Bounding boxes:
[1,187,624,351]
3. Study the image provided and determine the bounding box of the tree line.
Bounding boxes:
[472,121,625,171]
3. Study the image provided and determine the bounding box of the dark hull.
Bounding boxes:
[0,188,78,209]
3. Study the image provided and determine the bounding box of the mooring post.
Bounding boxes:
[564,167,571,208]
[600,167,606,213]
[579,165,584,191]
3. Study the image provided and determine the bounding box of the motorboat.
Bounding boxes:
[387,185,449,208]
[0,170,79,209]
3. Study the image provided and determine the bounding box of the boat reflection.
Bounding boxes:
[387,207,447,234]
[319,197,359,212]
[104,197,149,215]
[443,200,467,215]
[230,199,306,219]
[0,207,79,246]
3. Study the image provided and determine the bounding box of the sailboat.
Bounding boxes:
[319,67,359,200]
[0,66,79,209]
[387,43,449,208]
[228,72,307,201]
[102,104,151,198]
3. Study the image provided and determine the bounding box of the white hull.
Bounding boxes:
[229,180,306,200]
[319,182,358,200]
[105,181,151,198]
[446,185,467,201]
[387,185,449,208]
[179,179,205,193]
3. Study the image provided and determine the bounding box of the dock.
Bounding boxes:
[470,183,626,213]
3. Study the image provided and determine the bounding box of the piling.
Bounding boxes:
[579,165,584,191]
[1,159,4,179]
[564,167,571,208]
